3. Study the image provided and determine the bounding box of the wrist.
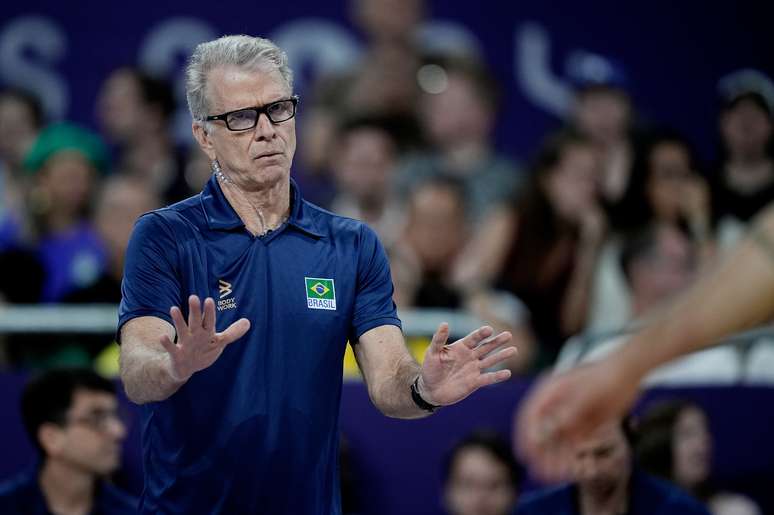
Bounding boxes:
[411,375,441,412]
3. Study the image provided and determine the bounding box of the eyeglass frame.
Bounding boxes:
[203,95,300,131]
[61,407,127,433]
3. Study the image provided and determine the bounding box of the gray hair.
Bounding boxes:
[185,34,294,121]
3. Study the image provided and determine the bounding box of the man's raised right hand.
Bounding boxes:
[160,295,251,382]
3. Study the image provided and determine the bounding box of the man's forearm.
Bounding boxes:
[120,344,186,404]
[612,207,774,379]
[369,355,434,419]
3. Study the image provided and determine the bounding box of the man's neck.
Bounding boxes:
[217,172,291,236]
[578,479,629,515]
[39,459,95,515]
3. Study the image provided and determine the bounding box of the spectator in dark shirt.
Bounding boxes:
[0,368,136,514]
[516,420,710,515]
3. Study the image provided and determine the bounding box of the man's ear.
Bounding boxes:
[38,423,65,458]
[192,122,217,161]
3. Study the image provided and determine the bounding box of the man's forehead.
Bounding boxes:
[206,64,290,111]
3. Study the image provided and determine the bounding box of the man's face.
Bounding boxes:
[46,389,126,475]
[445,446,517,515]
[572,423,631,500]
[194,65,296,190]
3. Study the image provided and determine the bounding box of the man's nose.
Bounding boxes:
[253,113,277,140]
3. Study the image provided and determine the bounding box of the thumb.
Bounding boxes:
[216,318,251,346]
[430,322,450,352]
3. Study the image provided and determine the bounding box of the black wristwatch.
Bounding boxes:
[411,376,441,413]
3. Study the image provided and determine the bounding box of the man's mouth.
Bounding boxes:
[255,152,281,159]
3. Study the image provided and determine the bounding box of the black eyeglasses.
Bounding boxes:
[205,96,299,131]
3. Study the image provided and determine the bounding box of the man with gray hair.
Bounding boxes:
[118,34,516,514]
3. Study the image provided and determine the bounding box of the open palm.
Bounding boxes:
[420,323,515,406]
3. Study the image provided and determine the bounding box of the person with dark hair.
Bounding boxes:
[396,54,522,228]
[712,69,774,248]
[516,420,710,515]
[442,431,522,515]
[567,61,638,217]
[456,131,606,367]
[635,400,761,515]
[0,88,44,253]
[588,128,715,332]
[0,368,136,514]
[390,175,533,372]
[329,114,406,246]
[97,66,195,203]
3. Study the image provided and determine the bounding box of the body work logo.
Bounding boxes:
[217,279,236,311]
[305,277,336,310]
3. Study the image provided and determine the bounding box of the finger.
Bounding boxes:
[188,295,202,329]
[473,331,513,358]
[216,318,251,346]
[460,325,494,349]
[202,297,216,332]
[430,322,450,351]
[170,306,187,340]
[475,368,511,388]
[159,333,178,356]
[479,346,517,369]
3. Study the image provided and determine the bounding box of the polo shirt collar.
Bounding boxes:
[201,174,324,238]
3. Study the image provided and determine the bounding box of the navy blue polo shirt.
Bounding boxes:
[118,175,401,514]
[515,469,711,515]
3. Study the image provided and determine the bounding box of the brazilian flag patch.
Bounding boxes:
[305,277,336,310]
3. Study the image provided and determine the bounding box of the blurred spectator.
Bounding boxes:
[568,63,638,216]
[515,420,710,515]
[391,176,468,309]
[96,66,195,204]
[556,223,744,385]
[589,131,715,331]
[0,368,136,514]
[396,55,522,227]
[0,88,43,251]
[635,400,762,515]
[712,69,774,248]
[64,176,160,304]
[23,123,109,302]
[350,0,424,49]
[456,132,605,366]
[442,430,522,515]
[390,176,534,372]
[556,223,698,369]
[329,115,406,246]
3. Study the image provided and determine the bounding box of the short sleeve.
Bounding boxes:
[117,213,182,338]
[350,224,401,341]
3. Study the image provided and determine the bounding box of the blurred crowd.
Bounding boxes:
[0,0,773,513]
[1,1,773,377]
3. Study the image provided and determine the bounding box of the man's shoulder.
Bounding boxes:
[516,483,575,514]
[146,193,203,225]
[300,199,375,239]
[131,194,203,240]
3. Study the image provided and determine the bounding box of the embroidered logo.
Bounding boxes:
[218,280,233,299]
[217,279,236,311]
[305,277,336,310]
